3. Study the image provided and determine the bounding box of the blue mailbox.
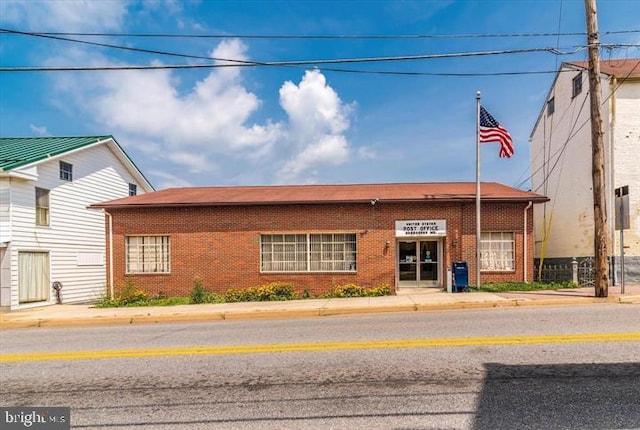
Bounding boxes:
[452,261,469,292]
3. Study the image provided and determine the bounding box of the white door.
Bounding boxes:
[18,251,50,303]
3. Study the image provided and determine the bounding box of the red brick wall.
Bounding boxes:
[105,201,535,297]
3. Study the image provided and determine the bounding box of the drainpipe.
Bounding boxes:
[105,211,114,300]
[609,76,617,284]
[523,201,533,283]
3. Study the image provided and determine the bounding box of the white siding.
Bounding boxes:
[531,67,608,258]
[0,178,10,243]
[0,246,10,309]
[2,143,149,309]
[612,80,640,256]
[531,68,639,261]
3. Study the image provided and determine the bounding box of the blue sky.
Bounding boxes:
[1,0,638,190]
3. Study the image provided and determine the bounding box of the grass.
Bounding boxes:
[93,281,580,308]
[93,296,189,308]
[475,281,579,293]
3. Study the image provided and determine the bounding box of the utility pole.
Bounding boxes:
[585,0,609,297]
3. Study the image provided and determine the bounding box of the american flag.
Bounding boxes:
[479,106,514,158]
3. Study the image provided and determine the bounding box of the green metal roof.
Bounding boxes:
[0,135,113,171]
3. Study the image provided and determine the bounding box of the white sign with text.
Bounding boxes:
[395,220,446,237]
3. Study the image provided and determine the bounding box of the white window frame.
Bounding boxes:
[129,183,137,196]
[126,236,171,274]
[261,233,357,273]
[35,187,50,226]
[480,232,515,272]
[59,161,73,181]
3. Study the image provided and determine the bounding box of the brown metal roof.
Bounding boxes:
[90,182,547,209]
[566,58,640,78]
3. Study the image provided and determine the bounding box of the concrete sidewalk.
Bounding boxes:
[1,285,639,329]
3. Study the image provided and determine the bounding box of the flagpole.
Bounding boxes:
[475,91,481,288]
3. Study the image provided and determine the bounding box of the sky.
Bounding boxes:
[1,0,638,191]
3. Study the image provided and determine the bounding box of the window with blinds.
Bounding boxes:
[261,233,357,272]
[126,236,171,273]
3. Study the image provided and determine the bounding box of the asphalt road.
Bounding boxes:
[1,304,639,429]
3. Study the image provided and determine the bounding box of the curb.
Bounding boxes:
[2,295,638,329]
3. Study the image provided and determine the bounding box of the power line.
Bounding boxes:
[1,27,584,63]
[1,29,639,39]
[3,27,637,75]
[0,64,576,74]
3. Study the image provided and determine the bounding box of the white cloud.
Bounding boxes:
[280,69,351,137]
[276,69,353,183]
[277,135,349,184]
[357,146,376,160]
[0,0,129,31]
[29,124,49,136]
[147,169,194,189]
[29,31,353,186]
[3,0,367,187]
[167,151,213,174]
[91,39,282,156]
[2,0,357,188]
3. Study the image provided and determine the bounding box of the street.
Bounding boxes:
[1,304,639,429]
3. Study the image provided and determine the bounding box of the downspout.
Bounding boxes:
[523,201,533,283]
[105,211,114,300]
[609,76,617,284]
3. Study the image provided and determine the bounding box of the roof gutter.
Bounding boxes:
[90,196,549,210]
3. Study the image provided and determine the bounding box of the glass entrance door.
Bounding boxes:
[398,240,440,287]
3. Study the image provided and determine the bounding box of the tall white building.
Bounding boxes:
[530,59,640,282]
[0,136,153,310]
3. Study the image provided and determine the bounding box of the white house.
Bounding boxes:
[530,58,640,282]
[0,136,153,310]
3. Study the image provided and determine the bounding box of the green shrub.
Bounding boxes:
[189,278,208,304]
[149,296,190,306]
[477,281,579,293]
[365,284,392,296]
[116,278,148,305]
[259,282,298,301]
[330,283,366,298]
[327,283,393,298]
[93,294,119,308]
[223,282,298,302]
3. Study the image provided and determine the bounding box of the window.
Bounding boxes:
[59,161,73,181]
[572,73,582,97]
[129,183,137,196]
[480,232,514,271]
[547,97,555,116]
[35,187,50,226]
[126,236,170,273]
[310,233,357,271]
[261,233,357,272]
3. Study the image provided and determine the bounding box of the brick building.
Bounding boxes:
[90,182,547,297]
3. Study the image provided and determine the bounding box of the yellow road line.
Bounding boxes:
[2,332,639,363]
